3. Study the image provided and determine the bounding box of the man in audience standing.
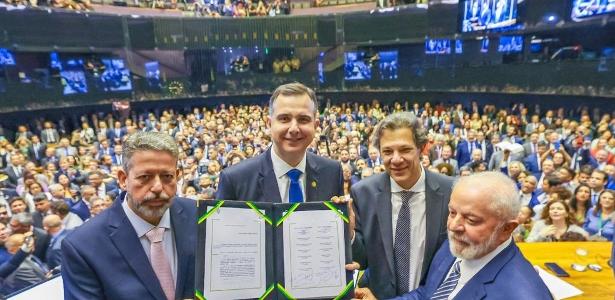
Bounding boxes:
[217,82,343,203]
[43,214,69,269]
[348,112,454,299]
[353,172,552,300]
[62,131,196,300]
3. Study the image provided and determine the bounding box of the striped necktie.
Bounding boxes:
[430,260,461,300]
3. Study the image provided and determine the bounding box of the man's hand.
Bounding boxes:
[345,261,361,271]
[353,287,378,300]
[330,195,356,237]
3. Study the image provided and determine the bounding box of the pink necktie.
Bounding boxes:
[145,227,175,300]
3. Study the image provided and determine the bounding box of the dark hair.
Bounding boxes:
[569,183,593,213]
[592,189,615,217]
[51,201,70,216]
[32,193,48,203]
[559,231,587,242]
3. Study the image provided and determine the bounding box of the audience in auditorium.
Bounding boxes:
[0,91,613,294]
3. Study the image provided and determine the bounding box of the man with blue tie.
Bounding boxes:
[216,82,343,203]
[353,172,552,300]
[455,129,478,167]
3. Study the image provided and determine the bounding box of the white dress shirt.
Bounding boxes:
[122,199,178,283]
[446,237,512,299]
[390,167,426,291]
[271,148,307,203]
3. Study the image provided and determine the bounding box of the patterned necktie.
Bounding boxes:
[394,191,413,294]
[145,227,175,300]
[287,169,303,203]
[430,260,461,300]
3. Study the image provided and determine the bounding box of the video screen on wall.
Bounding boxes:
[571,0,615,21]
[425,39,451,55]
[0,48,16,66]
[344,52,371,80]
[145,61,161,88]
[377,51,398,80]
[461,0,518,32]
[498,35,523,53]
[100,59,132,92]
[60,59,88,95]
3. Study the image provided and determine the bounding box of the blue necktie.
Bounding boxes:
[395,191,413,294]
[431,260,461,300]
[287,169,303,203]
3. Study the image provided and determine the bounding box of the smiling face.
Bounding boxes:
[380,128,421,190]
[268,93,318,166]
[118,150,178,225]
[447,183,515,260]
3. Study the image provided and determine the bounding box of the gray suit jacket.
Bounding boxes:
[431,158,459,175]
[351,171,454,299]
[488,151,523,171]
[216,148,344,203]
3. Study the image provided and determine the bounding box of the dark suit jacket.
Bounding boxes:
[61,193,196,300]
[46,229,70,269]
[351,171,454,299]
[27,143,47,163]
[216,149,344,203]
[393,240,552,300]
[32,227,50,263]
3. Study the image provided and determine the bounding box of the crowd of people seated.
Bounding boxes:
[0,96,613,294]
[0,0,92,11]
[194,0,290,17]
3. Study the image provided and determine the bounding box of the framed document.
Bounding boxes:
[195,200,353,300]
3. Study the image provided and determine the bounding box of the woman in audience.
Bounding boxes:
[583,190,615,241]
[507,161,526,183]
[513,206,535,242]
[569,183,592,224]
[526,199,589,242]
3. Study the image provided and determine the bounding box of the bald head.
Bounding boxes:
[5,234,25,254]
[43,214,63,234]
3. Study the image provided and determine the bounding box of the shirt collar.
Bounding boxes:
[390,166,426,193]
[270,147,307,179]
[121,195,171,238]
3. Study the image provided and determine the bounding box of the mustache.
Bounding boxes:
[448,231,473,244]
[142,192,172,202]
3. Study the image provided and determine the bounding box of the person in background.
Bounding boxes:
[526,199,589,242]
[583,190,614,241]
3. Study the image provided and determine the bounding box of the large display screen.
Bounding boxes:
[145,61,161,88]
[344,52,371,80]
[0,48,16,66]
[461,0,518,32]
[572,0,615,21]
[498,35,523,53]
[377,51,398,80]
[100,59,132,92]
[60,59,88,95]
[425,39,451,55]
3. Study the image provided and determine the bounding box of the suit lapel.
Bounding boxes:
[305,153,319,202]
[170,201,191,299]
[258,149,282,203]
[375,174,395,278]
[453,241,517,300]
[423,171,445,279]
[107,195,166,300]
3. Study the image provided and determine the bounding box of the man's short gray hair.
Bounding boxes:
[269,82,318,116]
[454,171,520,221]
[11,212,33,226]
[371,112,428,150]
[122,131,179,172]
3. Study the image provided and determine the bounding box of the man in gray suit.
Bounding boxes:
[217,82,343,203]
[347,112,454,299]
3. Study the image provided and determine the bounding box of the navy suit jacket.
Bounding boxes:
[216,149,344,203]
[393,240,552,300]
[456,140,477,168]
[523,153,541,174]
[351,171,454,299]
[61,193,196,300]
[46,229,71,269]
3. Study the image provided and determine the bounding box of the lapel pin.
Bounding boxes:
[311,181,317,188]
